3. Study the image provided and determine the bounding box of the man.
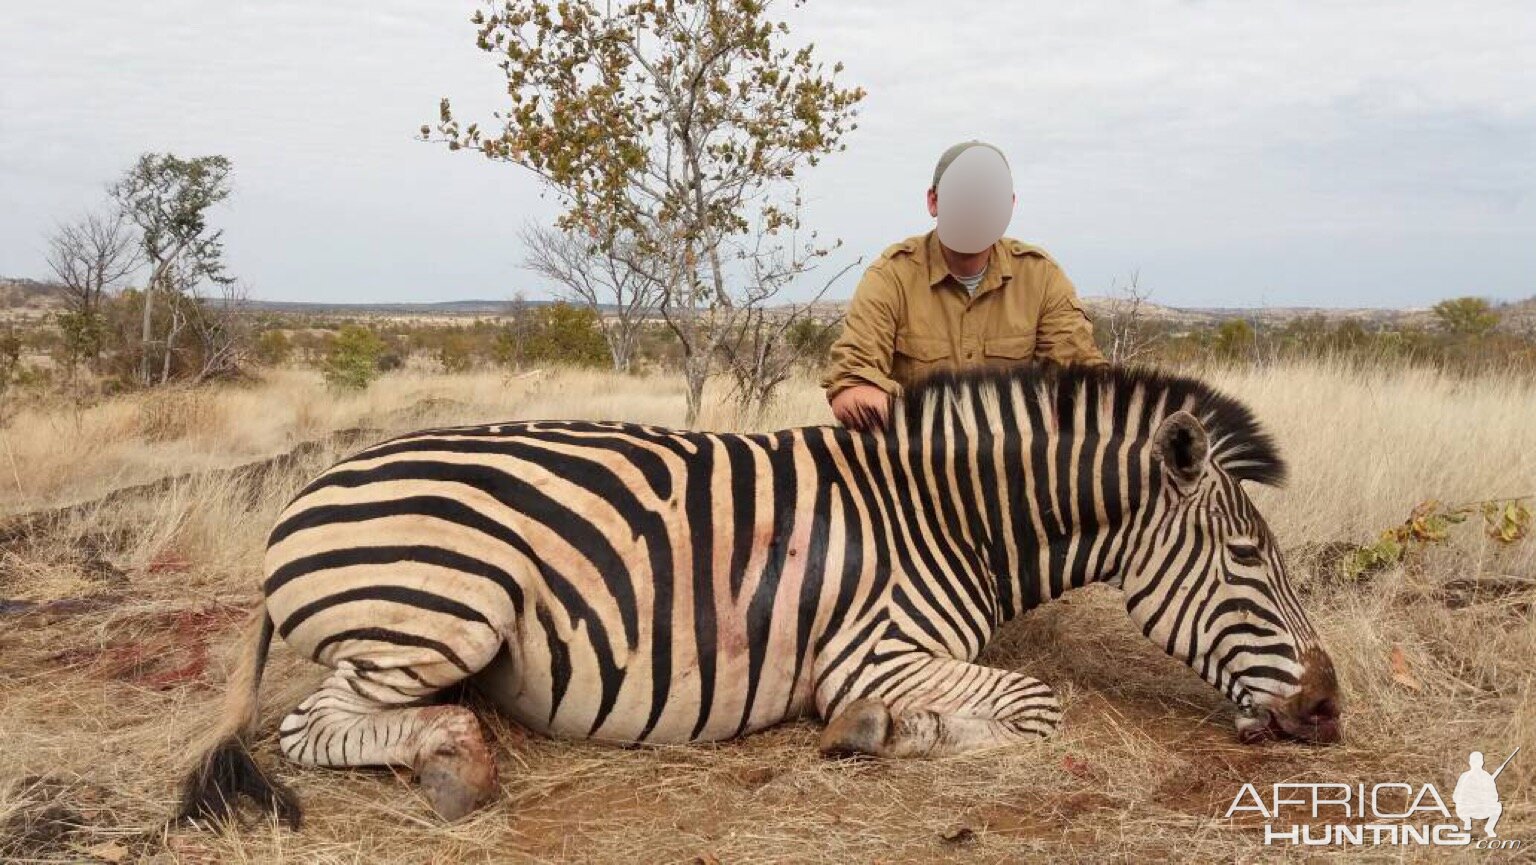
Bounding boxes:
[822,141,1105,430]
[1454,750,1505,838]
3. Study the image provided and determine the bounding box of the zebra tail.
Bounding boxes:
[175,604,302,830]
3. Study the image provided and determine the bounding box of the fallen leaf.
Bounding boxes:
[1061,754,1093,779]
[1389,644,1422,692]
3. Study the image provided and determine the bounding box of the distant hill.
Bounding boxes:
[1078,295,1443,326]
[0,278,67,312]
[243,298,531,315]
[3,275,1530,331]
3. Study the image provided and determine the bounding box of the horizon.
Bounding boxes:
[6,273,1515,314]
[3,1,1533,308]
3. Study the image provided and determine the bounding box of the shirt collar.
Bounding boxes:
[924,229,1011,292]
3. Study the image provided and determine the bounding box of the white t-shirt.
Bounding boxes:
[955,266,986,294]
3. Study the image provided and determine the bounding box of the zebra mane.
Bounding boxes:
[899,363,1288,487]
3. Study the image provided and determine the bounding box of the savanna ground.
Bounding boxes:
[1,361,1533,863]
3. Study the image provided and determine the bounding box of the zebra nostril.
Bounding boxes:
[1305,695,1339,723]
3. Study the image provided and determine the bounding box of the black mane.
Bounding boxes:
[900,363,1287,487]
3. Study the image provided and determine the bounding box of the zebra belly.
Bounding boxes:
[469,617,817,744]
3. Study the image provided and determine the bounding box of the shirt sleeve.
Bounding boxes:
[822,262,904,397]
[1034,264,1107,367]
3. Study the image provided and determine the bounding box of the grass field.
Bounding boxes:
[2,362,1533,863]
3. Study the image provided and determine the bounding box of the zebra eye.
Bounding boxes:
[1227,543,1263,567]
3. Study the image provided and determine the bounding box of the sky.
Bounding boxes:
[2,1,1532,308]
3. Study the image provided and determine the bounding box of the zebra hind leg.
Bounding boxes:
[819,656,1062,758]
[278,658,498,821]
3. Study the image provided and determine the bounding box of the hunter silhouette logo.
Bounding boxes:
[1227,747,1523,849]
[1455,748,1517,838]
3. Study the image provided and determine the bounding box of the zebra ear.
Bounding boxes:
[1154,410,1210,491]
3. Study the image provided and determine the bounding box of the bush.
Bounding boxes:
[436,329,477,373]
[497,302,610,369]
[322,325,386,390]
[253,329,293,366]
[1432,297,1500,337]
[786,317,838,368]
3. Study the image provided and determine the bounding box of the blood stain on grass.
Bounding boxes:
[44,603,247,690]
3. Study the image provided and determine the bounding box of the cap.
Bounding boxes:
[932,141,1009,189]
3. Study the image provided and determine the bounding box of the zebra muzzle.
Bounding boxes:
[1234,649,1343,745]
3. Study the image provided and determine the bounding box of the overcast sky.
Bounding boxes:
[3,1,1532,307]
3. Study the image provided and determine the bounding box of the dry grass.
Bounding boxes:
[1,361,1533,863]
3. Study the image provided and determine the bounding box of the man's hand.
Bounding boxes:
[829,384,891,431]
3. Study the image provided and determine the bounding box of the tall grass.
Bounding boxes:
[1,361,1532,862]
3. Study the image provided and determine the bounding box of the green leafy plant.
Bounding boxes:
[1345,496,1533,579]
[322,325,386,390]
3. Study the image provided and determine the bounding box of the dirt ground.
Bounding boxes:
[2,366,1532,863]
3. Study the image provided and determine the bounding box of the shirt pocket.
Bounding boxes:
[896,333,950,362]
[983,334,1035,363]
[893,333,951,386]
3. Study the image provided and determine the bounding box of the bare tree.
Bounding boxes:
[519,223,661,373]
[718,223,856,416]
[1101,270,1159,365]
[46,210,141,374]
[185,280,254,383]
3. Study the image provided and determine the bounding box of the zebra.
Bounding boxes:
[178,363,1341,827]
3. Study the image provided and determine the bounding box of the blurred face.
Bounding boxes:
[930,146,1015,254]
[1121,412,1343,744]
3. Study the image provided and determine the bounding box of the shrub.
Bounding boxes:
[253,329,293,366]
[1432,297,1499,337]
[497,302,609,369]
[322,325,386,390]
[436,329,477,373]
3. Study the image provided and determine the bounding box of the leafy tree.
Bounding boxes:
[323,325,386,390]
[111,153,233,386]
[1432,296,1500,337]
[430,0,863,421]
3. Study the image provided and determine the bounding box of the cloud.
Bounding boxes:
[2,0,1531,306]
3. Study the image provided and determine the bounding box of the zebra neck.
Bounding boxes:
[892,389,1154,625]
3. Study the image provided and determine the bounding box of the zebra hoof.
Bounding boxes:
[819,697,892,758]
[414,718,498,822]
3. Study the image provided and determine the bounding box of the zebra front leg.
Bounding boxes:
[278,660,498,821]
[818,656,1061,758]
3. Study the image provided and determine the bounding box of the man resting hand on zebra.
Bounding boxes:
[178,364,1341,827]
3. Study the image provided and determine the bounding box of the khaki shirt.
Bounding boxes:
[822,230,1106,397]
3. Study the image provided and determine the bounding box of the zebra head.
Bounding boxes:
[1120,406,1341,745]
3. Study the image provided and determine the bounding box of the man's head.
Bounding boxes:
[1471,752,1485,770]
[927,141,1015,253]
